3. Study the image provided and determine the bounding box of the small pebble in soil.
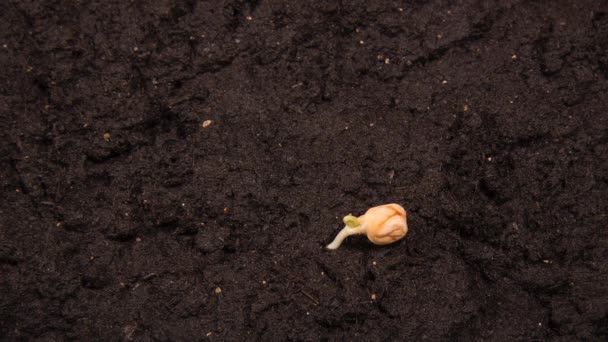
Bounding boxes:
[202,120,213,128]
[246,16,253,20]
[512,54,518,59]
[103,132,110,141]
[371,293,377,301]
[124,325,137,340]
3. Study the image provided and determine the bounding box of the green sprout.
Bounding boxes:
[343,214,361,228]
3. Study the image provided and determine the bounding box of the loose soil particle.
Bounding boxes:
[1,0,608,340]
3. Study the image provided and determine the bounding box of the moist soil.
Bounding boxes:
[2,0,608,341]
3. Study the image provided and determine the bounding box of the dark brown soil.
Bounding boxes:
[2,0,608,340]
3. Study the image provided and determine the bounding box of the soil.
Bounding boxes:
[2,0,608,340]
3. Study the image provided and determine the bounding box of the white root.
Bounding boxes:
[326,225,367,250]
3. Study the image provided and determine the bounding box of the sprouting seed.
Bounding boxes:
[326,203,408,250]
